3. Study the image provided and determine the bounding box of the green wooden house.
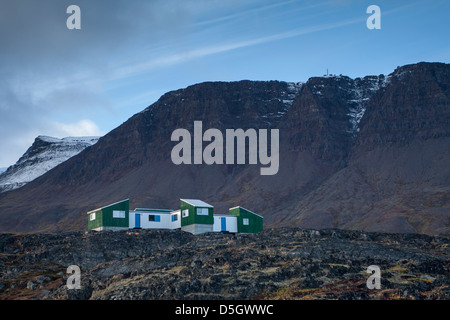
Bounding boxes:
[87,199,130,231]
[180,199,214,234]
[229,206,263,234]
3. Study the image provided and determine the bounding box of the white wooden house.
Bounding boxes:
[213,214,238,233]
[129,208,180,229]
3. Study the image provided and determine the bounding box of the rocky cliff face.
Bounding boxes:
[0,228,448,300]
[280,63,450,235]
[283,74,387,165]
[355,63,450,149]
[0,136,99,193]
[0,62,448,235]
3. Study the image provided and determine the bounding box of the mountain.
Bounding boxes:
[0,62,448,235]
[0,136,99,193]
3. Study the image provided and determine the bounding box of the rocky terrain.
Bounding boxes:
[0,228,448,300]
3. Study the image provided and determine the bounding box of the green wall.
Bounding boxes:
[87,199,129,230]
[229,207,263,233]
[87,208,103,230]
[180,200,213,227]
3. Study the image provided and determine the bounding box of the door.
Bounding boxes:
[135,214,141,228]
[221,217,226,232]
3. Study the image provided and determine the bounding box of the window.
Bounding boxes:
[182,209,189,218]
[171,214,178,222]
[196,208,209,215]
[113,210,126,218]
[243,218,249,225]
[149,215,160,222]
[89,212,96,221]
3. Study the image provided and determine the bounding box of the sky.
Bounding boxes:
[0,0,449,168]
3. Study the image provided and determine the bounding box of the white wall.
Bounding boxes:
[129,210,180,229]
[182,223,213,235]
[213,215,237,233]
[170,210,181,229]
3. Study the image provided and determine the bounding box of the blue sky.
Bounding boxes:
[0,0,449,167]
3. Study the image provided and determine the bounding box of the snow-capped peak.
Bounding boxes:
[37,135,99,145]
[0,135,100,193]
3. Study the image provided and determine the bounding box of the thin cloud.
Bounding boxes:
[108,1,423,83]
[110,15,365,81]
[193,0,302,27]
[50,119,103,138]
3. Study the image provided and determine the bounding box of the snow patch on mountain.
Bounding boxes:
[0,136,99,193]
[347,75,390,136]
[279,81,303,111]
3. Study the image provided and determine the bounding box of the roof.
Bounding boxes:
[131,209,173,214]
[229,206,264,218]
[180,199,213,208]
[133,208,173,212]
[214,213,236,217]
[87,199,129,214]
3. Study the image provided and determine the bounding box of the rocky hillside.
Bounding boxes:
[0,136,99,193]
[0,228,448,300]
[0,62,448,235]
